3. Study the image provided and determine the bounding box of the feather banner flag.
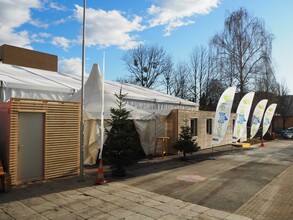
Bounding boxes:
[262,103,277,137]
[212,86,236,145]
[232,92,255,142]
[250,99,268,139]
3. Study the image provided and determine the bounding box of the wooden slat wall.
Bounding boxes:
[8,98,80,185]
[0,102,11,173]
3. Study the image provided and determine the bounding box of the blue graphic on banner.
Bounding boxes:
[264,118,270,126]
[237,114,246,124]
[218,112,228,124]
[252,115,260,125]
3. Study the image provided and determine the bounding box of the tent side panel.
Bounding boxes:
[9,98,80,185]
[0,102,11,173]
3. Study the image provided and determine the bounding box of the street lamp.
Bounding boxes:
[79,0,86,182]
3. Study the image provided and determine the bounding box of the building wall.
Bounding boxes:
[171,109,235,150]
[0,44,58,72]
[273,116,293,130]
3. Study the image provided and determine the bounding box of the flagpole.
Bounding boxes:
[99,51,105,160]
[79,0,86,181]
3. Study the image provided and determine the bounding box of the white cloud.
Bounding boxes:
[59,58,82,76]
[51,36,71,51]
[50,2,66,11]
[29,19,49,28]
[147,0,221,36]
[0,0,41,47]
[31,32,51,43]
[53,18,67,25]
[74,5,145,50]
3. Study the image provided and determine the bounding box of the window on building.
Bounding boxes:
[206,118,212,134]
[190,118,198,136]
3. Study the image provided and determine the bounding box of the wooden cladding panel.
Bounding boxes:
[8,98,80,185]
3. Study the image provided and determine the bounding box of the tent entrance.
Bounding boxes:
[18,112,44,183]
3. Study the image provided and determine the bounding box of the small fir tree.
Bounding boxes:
[174,120,200,159]
[104,89,137,177]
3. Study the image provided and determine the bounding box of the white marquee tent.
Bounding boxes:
[0,62,198,164]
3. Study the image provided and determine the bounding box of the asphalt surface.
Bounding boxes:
[110,139,293,219]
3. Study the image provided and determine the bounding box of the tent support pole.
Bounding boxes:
[79,0,86,182]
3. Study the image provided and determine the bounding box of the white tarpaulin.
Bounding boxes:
[0,63,80,102]
[212,87,236,145]
[250,99,268,139]
[134,109,172,156]
[68,64,153,164]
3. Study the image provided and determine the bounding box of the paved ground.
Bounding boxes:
[113,140,293,220]
[0,139,292,219]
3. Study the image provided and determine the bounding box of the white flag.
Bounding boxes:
[232,92,255,142]
[212,87,236,145]
[250,99,268,139]
[262,103,277,137]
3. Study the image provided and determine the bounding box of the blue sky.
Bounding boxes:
[0,0,292,94]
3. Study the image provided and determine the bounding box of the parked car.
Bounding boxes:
[283,127,293,139]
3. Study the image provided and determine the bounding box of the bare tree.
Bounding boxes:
[254,56,278,94]
[161,55,174,94]
[170,61,191,99]
[189,46,208,103]
[122,44,173,88]
[211,7,274,96]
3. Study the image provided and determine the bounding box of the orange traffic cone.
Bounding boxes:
[260,139,264,147]
[95,159,107,184]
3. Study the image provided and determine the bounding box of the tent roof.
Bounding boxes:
[0,62,80,93]
[0,62,198,110]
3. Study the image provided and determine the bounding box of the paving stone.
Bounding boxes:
[109,207,136,218]
[140,207,168,219]
[152,194,174,203]
[62,201,89,212]
[99,194,121,202]
[0,212,14,220]
[41,207,71,219]
[110,198,136,208]
[176,208,200,219]
[51,213,85,220]
[196,213,221,220]
[30,201,59,213]
[225,213,252,220]
[95,202,120,212]
[81,197,105,207]
[124,213,153,220]
[16,213,49,220]
[88,213,119,220]
[184,204,209,213]
[203,208,230,219]
[127,203,149,213]
[41,193,75,206]
[140,198,163,208]
[168,199,190,208]
[157,213,188,220]
[82,189,108,198]
[76,206,104,219]
[156,203,181,214]
[20,197,47,206]
[2,201,37,219]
